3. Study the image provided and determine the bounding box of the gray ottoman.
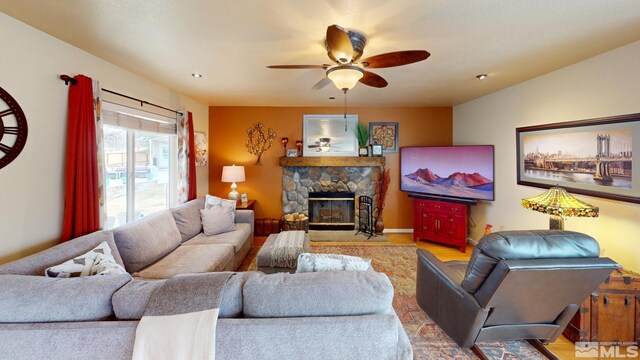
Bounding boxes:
[257,232,310,274]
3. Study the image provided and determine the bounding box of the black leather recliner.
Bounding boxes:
[416,230,619,359]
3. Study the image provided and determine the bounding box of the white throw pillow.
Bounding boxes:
[45,241,127,278]
[296,253,371,273]
[201,206,236,236]
[205,194,237,222]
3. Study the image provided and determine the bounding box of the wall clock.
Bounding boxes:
[0,87,28,170]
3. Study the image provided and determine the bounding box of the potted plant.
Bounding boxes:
[355,122,370,157]
[375,166,391,234]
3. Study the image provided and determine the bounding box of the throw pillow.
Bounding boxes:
[296,253,371,273]
[205,194,237,222]
[45,241,127,278]
[201,206,235,236]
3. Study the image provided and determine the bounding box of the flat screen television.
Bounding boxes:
[400,145,495,201]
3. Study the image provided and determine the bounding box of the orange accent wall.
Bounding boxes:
[209,106,452,229]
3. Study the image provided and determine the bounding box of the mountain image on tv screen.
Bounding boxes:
[400,146,495,201]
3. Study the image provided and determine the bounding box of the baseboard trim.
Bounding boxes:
[382,228,413,234]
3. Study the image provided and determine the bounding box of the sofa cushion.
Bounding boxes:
[0,273,131,322]
[183,223,251,253]
[112,278,166,320]
[113,210,182,273]
[461,230,601,293]
[219,272,261,317]
[132,244,234,279]
[201,207,235,236]
[0,230,124,276]
[112,272,260,319]
[171,197,205,242]
[243,270,393,318]
[296,253,371,273]
[45,241,126,278]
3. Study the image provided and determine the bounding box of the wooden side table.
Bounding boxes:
[237,199,256,210]
[563,268,640,344]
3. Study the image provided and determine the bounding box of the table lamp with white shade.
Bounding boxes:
[221,165,245,201]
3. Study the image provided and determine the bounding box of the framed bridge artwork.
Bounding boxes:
[516,113,639,204]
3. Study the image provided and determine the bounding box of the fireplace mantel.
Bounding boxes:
[279,156,385,167]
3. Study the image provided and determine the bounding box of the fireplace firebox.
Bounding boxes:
[308,192,355,230]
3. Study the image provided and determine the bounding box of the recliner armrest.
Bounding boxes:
[417,250,467,288]
[416,249,489,348]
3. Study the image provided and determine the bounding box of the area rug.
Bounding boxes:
[239,244,542,359]
[308,230,388,242]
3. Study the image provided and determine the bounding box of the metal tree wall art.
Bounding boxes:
[245,122,276,165]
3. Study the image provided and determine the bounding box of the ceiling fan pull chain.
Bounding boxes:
[344,90,348,131]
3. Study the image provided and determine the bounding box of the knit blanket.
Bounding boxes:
[131,272,232,360]
[270,230,306,268]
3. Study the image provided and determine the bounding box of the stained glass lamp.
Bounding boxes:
[522,186,599,230]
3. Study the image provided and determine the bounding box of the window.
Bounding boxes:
[102,102,177,229]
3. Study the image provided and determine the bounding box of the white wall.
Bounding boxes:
[0,13,209,263]
[454,40,640,272]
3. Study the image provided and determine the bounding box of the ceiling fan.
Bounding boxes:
[267,25,430,92]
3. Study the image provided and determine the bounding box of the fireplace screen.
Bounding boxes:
[308,192,355,230]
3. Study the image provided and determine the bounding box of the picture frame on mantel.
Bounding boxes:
[370,122,399,153]
[516,112,639,203]
[302,114,358,157]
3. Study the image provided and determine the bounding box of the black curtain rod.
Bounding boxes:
[59,74,183,115]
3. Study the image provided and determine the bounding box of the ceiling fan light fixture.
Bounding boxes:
[327,66,364,91]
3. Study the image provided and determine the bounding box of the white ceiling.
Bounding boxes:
[2,1,640,107]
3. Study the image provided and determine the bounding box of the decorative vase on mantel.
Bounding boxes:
[359,146,369,157]
[374,215,384,234]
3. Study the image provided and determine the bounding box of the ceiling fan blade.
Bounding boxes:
[312,77,331,90]
[360,50,430,68]
[359,71,388,88]
[326,25,354,64]
[267,65,327,69]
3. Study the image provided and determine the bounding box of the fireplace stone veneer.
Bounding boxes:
[282,166,380,229]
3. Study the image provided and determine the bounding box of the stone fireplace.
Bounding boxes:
[280,157,385,230]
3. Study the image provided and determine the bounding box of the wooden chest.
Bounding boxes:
[254,218,281,236]
[563,269,640,345]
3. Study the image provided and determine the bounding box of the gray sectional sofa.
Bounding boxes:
[0,197,253,279]
[0,197,413,359]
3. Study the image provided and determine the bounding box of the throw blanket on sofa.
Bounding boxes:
[270,230,306,268]
[132,272,232,360]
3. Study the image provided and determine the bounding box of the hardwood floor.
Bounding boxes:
[255,233,586,359]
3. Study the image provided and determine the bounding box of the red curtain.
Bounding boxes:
[187,111,197,201]
[60,75,100,242]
